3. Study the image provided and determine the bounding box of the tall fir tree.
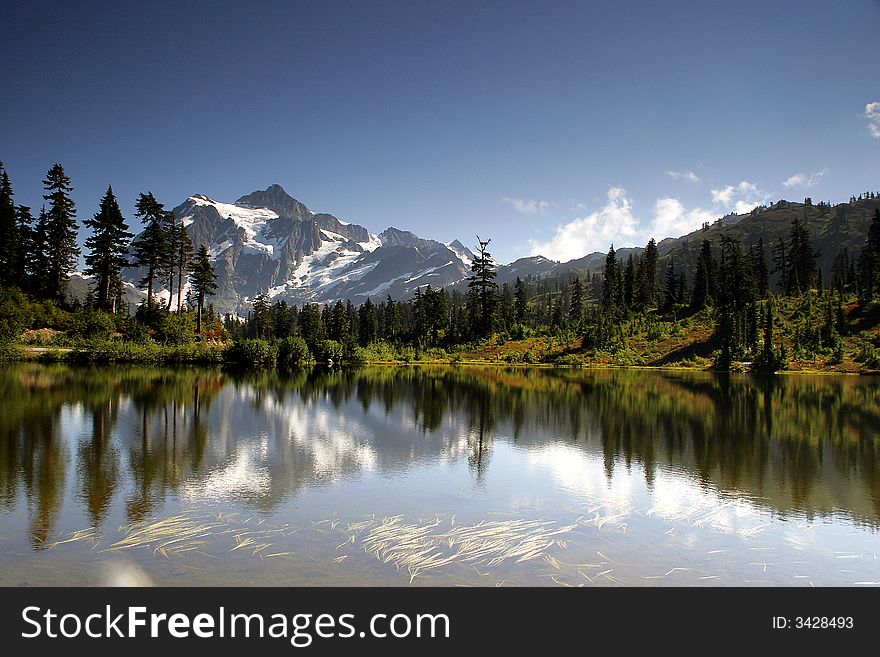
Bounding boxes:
[189,244,218,335]
[787,216,817,293]
[623,255,636,311]
[83,186,133,312]
[569,278,583,327]
[14,204,33,285]
[0,162,20,287]
[467,236,498,337]
[30,206,50,295]
[42,164,79,301]
[639,238,659,308]
[174,221,194,313]
[690,239,716,311]
[514,277,527,325]
[857,208,880,305]
[601,244,621,320]
[132,192,171,306]
[750,238,770,298]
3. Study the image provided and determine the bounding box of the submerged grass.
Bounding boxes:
[337,516,579,583]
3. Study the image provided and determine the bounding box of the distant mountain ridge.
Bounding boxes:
[112,185,880,314]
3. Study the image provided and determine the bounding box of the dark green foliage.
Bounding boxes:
[173,221,194,312]
[358,297,378,346]
[786,216,818,293]
[83,186,133,312]
[189,244,218,334]
[277,336,311,368]
[601,244,621,319]
[132,192,170,305]
[753,298,786,372]
[623,255,636,312]
[14,204,33,285]
[467,237,498,337]
[0,163,20,288]
[715,234,759,368]
[68,308,116,341]
[691,240,717,311]
[225,339,277,368]
[857,209,880,306]
[639,238,658,308]
[569,278,583,327]
[514,276,527,324]
[155,312,194,346]
[0,286,33,342]
[42,164,79,301]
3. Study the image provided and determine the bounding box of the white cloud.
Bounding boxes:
[710,180,766,215]
[502,197,553,214]
[650,198,715,238]
[528,187,640,261]
[865,102,880,138]
[782,167,828,189]
[526,179,775,261]
[666,170,701,183]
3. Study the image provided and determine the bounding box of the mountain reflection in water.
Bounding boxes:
[2,363,878,553]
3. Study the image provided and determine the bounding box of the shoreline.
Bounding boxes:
[6,344,876,375]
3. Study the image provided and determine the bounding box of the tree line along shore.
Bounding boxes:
[2,161,880,373]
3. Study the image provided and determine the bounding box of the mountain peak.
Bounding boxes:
[235,184,311,219]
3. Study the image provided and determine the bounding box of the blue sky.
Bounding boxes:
[1,0,878,264]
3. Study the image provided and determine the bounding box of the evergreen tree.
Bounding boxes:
[640,238,659,308]
[691,240,716,311]
[189,244,217,335]
[42,164,79,301]
[750,238,770,298]
[716,235,758,367]
[14,204,33,285]
[467,236,498,337]
[163,212,180,311]
[174,222,194,312]
[771,236,788,294]
[601,244,621,320]
[384,295,400,342]
[0,162,19,287]
[132,192,170,306]
[83,186,133,312]
[358,297,378,346]
[662,257,678,313]
[787,216,817,293]
[857,208,880,305]
[623,255,636,311]
[831,247,851,294]
[569,278,583,327]
[251,293,273,339]
[514,277,527,325]
[30,206,50,295]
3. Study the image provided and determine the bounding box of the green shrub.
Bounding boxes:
[399,345,416,363]
[156,312,194,346]
[0,286,34,342]
[121,317,151,343]
[225,339,277,368]
[361,340,399,362]
[312,339,344,363]
[68,308,116,341]
[277,336,311,368]
[0,342,26,361]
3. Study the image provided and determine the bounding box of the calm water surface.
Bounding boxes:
[1,363,879,586]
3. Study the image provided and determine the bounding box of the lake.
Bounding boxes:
[1,363,878,586]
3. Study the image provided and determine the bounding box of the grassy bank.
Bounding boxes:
[3,292,879,373]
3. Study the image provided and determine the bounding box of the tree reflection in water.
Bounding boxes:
[0,363,878,544]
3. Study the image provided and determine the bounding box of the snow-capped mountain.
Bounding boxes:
[125,185,476,313]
